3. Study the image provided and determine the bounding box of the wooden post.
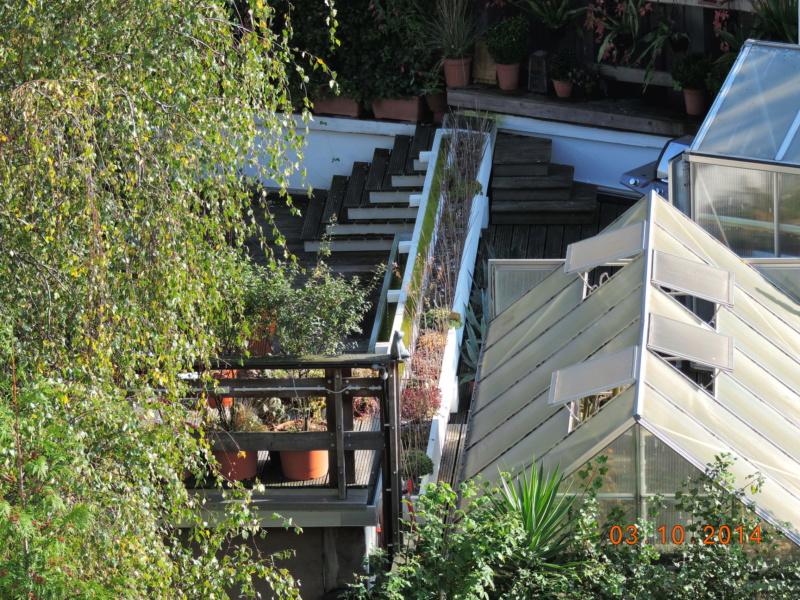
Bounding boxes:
[333,369,346,500]
[341,368,355,484]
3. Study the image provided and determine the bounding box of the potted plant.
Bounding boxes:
[275,395,329,481]
[401,448,434,494]
[632,9,689,90]
[207,401,266,482]
[585,0,653,66]
[485,15,530,91]
[548,47,577,98]
[423,0,480,87]
[671,52,710,115]
[511,0,583,40]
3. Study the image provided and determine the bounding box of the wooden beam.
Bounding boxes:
[333,369,347,500]
[208,430,383,452]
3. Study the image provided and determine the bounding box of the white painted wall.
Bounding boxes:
[494,114,672,196]
[246,115,416,192]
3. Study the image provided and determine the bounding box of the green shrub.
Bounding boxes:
[485,15,530,65]
[401,449,434,484]
[548,46,578,82]
[671,52,711,91]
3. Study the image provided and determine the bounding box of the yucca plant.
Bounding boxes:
[420,0,480,61]
[488,462,580,568]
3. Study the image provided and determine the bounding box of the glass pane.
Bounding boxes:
[779,172,800,257]
[490,260,563,318]
[696,43,800,163]
[692,162,776,257]
[752,264,800,302]
[642,429,699,495]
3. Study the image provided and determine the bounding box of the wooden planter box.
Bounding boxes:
[372,97,424,123]
[313,96,363,117]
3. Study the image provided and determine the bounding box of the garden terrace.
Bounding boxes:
[187,350,405,552]
[449,87,701,138]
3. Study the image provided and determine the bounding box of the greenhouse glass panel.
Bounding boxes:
[641,428,699,495]
[750,262,800,302]
[651,251,733,306]
[779,172,800,257]
[647,314,733,371]
[694,42,800,163]
[565,221,645,273]
[488,259,564,319]
[549,346,638,406]
[692,162,776,257]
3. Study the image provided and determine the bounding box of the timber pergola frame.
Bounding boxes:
[190,332,408,556]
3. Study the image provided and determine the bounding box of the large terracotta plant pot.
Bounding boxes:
[683,88,706,116]
[281,450,329,481]
[425,92,447,113]
[372,97,424,122]
[443,57,472,88]
[213,450,258,482]
[313,96,362,117]
[553,80,573,99]
[495,63,520,91]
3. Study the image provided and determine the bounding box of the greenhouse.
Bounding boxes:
[686,40,800,260]
[461,192,800,547]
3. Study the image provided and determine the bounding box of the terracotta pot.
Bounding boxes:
[495,63,520,91]
[553,79,573,98]
[281,450,329,481]
[313,96,362,117]
[208,369,236,408]
[425,92,448,113]
[683,88,706,116]
[372,97,424,122]
[212,450,258,482]
[443,57,472,88]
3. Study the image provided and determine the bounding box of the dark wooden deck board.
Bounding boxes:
[300,191,327,241]
[365,148,390,191]
[341,162,370,220]
[387,135,411,176]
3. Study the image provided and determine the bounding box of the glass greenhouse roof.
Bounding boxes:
[693,40,800,165]
[463,192,800,545]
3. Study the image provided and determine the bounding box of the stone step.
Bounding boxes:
[391,174,426,187]
[348,206,418,220]
[325,222,415,236]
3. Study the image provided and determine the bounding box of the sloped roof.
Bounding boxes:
[462,192,800,544]
[693,40,800,166]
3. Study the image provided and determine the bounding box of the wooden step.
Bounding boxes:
[491,163,574,189]
[326,222,415,235]
[304,237,395,252]
[300,189,327,240]
[370,190,412,203]
[493,134,551,165]
[391,174,426,188]
[406,124,435,174]
[348,206,418,220]
[493,162,549,177]
[491,182,597,225]
[365,148,391,191]
[340,162,370,220]
[321,175,348,225]
[387,135,411,176]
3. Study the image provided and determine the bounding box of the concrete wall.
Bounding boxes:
[246,116,417,192]
[250,526,367,600]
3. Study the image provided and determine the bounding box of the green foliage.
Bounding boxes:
[485,16,530,65]
[401,449,434,484]
[585,0,653,65]
[548,46,578,82]
[0,0,334,597]
[751,0,799,43]
[241,254,375,356]
[488,464,577,568]
[671,52,711,91]
[632,10,689,90]
[706,59,733,97]
[512,0,583,32]
[459,289,487,384]
[418,0,480,61]
[420,308,463,331]
[350,479,522,600]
